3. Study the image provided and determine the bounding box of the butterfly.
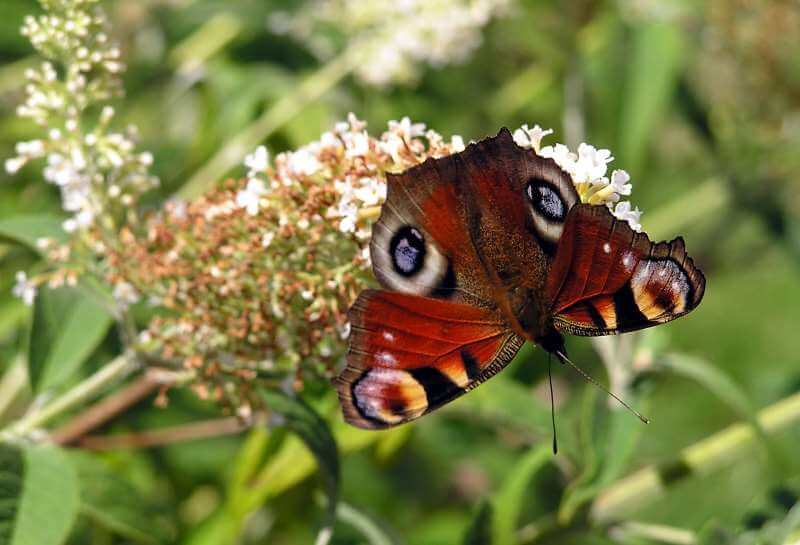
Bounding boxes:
[335,128,705,429]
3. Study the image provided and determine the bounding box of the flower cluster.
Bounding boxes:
[6,0,158,308]
[269,0,511,86]
[513,124,642,231]
[107,115,466,403]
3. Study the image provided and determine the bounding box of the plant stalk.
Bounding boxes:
[177,47,359,199]
[4,352,139,439]
[590,391,800,523]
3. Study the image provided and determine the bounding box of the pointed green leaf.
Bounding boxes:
[462,501,493,545]
[0,443,80,545]
[618,23,686,175]
[28,287,113,392]
[492,445,551,545]
[0,215,67,254]
[259,389,340,544]
[335,500,400,545]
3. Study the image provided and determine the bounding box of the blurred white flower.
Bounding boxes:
[513,124,553,152]
[261,231,275,248]
[244,145,269,177]
[287,148,322,176]
[388,116,426,141]
[344,131,370,158]
[352,177,386,206]
[113,281,140,308]
[284,0,513,86]
[5,157,27,174]
[450,135,465,152]
[236,178,268,215]
[12,271,36,306]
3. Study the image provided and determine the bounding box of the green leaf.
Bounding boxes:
[558,390,647,524]
[259,389,340,544]
[0,443,80,545]
[618,22,686,175]
[0,215,66,254]
[492,445,551,545]
[69,452,173,544]
[28,286,113,393]
[0,443,24,543]
[462,501,493,545]
[335,500,400,545]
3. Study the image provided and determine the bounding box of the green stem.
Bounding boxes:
[0,356,27,422]
[177,47,359,199]
[590,391,800,523]
[609,521,697,545]
[4,352,139,439]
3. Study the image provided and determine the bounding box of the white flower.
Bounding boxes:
[287,148,321,177]
[261,231,275,248]
[352,177,386,206]
[235,178,267,215]
[4,157,27,174]
[609,169,632,196]
[244,145,269,176]
[15,139,45,158]
[379,134,406,163]
[62,218,78,232]
[513,124,553,152]
[572,143,613,185]
[538,143,577,172]
[344,131,370,158]
[450,135,465,152]
[12,271,36,306]
[338,212,357,233]
[112,281,140,308]
[388,117,426,141]
[613,201,642,232]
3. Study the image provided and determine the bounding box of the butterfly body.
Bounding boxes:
[336,128,705,429]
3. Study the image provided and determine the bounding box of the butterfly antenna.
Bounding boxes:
[547,353,558,455]
[554,350,650,424]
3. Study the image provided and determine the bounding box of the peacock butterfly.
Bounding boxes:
[335,128,705,429]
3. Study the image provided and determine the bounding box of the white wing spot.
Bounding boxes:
[376,351,397,366]
[603,242,611,254]
[382,330,396,343]
[622,252,635,272]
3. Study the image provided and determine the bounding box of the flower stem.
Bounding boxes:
[4,352,139,439]
[590,391,800,523]
[177,47,359,199]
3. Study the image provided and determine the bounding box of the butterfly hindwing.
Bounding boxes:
[546,204,705,336]
[335,289,524,429]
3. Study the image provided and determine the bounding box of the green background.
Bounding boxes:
[1,1,799,544]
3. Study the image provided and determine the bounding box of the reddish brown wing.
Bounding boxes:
[335,289,524,429]
[546,204,705,336]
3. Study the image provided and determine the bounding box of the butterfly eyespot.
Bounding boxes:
[527,179,565,222]
[371,221,451,297]
[390,226,426,276]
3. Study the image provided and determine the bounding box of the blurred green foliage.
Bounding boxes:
[1,0,800,544]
